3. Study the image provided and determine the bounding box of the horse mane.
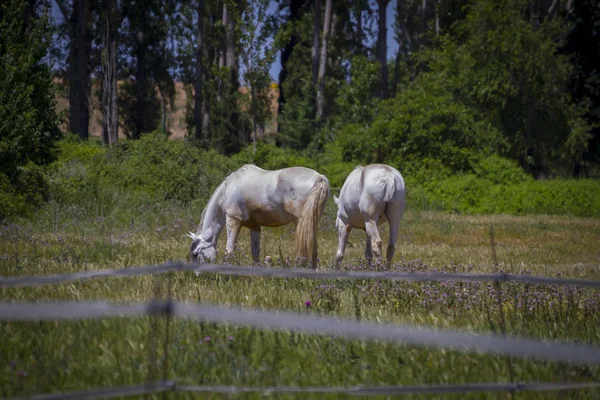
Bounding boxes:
[196,165,253,232]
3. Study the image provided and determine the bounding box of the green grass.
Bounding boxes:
[1,200,600,399]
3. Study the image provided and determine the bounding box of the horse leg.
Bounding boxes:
[335,225,351,265]
[250,228,261,263]
[225,216,242,261]
[364,220,383,267]
[364,233,373,264]
[385,201,406,267]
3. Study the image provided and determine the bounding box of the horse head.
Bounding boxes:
[187,232,216,263]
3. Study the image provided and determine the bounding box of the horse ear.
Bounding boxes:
[333,195,339,206]
[187,231,199,240]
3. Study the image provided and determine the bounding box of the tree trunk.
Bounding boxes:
[277,0,305,122]
[392,0,411,95]
[57,0,90,140]
[422,0,428,46]
[224,2,238,89]
[133,1,148,139]
[23,0,35,33]
[434,0,440,35]
[316,0,332,119]
[251,84,257,160]
[75,0,90,140]
[311,0,320,86]
[101,0,119,146]
[355,0,362,53]
[376,0,390,99]
[328,11,337,69]
[219,1,226,69]
[194,0,204,140]
[135,39,146,138]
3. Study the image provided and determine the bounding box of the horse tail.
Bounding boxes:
[295,174,330,268]
[383,174,397,203]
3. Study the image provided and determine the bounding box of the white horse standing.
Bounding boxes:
[333,164,406,266]
[188,164,330,268]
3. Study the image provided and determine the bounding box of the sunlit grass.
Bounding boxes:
[1,202,600,399]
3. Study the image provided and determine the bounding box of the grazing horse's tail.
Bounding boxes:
[382,174,397,203]
[295,175,330,268]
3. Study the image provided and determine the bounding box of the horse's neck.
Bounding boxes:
[199,187,225,245]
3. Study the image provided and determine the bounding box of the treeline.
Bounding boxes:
[1,0,599,219]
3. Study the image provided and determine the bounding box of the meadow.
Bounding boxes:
[1,195,600,399]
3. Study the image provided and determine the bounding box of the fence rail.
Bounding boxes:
[3,260,600,399]
[2,300,600,366]
[5,381,175,400]
[2,261,600,289]
[5,381,600,400]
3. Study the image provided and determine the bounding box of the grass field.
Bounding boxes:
[1,200,600,399]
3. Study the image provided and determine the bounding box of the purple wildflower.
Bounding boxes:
[305,300,311,307]
[204,336,211,342]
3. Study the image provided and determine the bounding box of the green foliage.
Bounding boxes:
[239,0,278,141]
[47,133,238,216]
[334,83,505,172]
[332,55,380,126]
[471,155,531,185]
[204,71,249,155]
[420,0,589,174]
[411,156,600,217]
[0,0,61,219]
[563,0,600,175]
[277,77,318,149]
[232,142,315,171]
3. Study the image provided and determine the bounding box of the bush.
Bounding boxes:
[46,133,238,214]
[231,142,316,171]
[0,0,61,220]
[414,173,600,217]
[333,85,505,172]
[471,155,531,185]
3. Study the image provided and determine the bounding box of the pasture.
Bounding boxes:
[1,199,600,399]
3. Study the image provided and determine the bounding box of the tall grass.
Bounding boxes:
[1,201,600,399]
[1,137,599,398]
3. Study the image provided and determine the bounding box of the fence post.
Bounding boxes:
[489,222,517,399]
[162,273,174,399]
[145,279,162,400]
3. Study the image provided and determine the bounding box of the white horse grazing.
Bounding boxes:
[333,164,406,266]
[188,164,330,268]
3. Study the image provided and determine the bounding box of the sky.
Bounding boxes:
[50,0,400,82]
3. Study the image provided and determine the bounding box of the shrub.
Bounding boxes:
[45,132,238,216]
[232,142,316,171]
[415,173,600,217]
[472,155,531,185]
[0,0,61,220]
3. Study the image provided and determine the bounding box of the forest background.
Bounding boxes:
[2,0,600,220]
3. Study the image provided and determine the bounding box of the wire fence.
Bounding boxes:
[6,381,600,400]
[2,261,600,399]
[2,261,600,289]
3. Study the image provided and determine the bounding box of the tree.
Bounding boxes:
[311,0,320,86]
[120,0,175,139]
[96,0,122,145]
[394,0,589,176]
[0,0,61,217]
[55,0,91,139]
[563,0,600,176]
[194,0,205,140]
[276,0,305,116]
[316,0,332,119]
[376,0,390,99]
[240,0,277,159]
